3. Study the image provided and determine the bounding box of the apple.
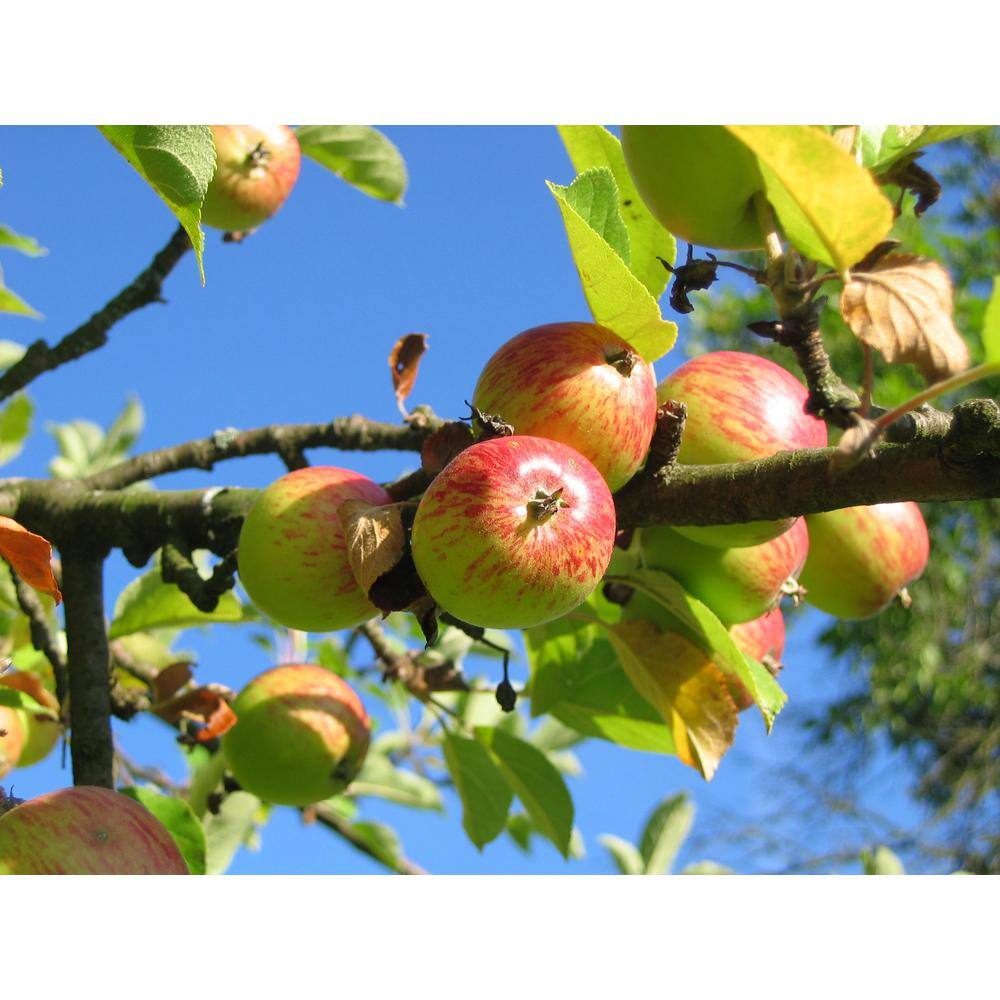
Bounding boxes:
[0,710,25,778]
[0,786,189,874]
[237,466,392,632]
[656,351,828,548]
[799,502,930,620]
[411,435,617,629]
[471,322,658,491]
[640,518,809,626]
[221,663,370,807]
[621,126,766,250]
[728,608,786,710]
[201,125,301,232]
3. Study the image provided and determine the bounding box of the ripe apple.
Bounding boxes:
[799,502,930,619]
[411,435,617,629]
[238,466,392,632]
[621,126,766,250]
[640,518,809,626]
[0,674,59,775]
[221,663,371,807]
[471,322,658,491]
[201,125,302,232]
[0,786,189,874]
[657,351,828,548]
[728,608,785,710]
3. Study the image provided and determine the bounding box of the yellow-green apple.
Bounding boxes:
[640,518,808,625]
[201,125,301,232]
[411,436,617,628]
[0,786,189,874]
[471,322,658,491]
[0,672,59,769]
[799,502,930,619]
[657,351,828,548]
[0,711,25,778]
[622,126,766,250]
[221,664,370,806]
[238,466,391,632]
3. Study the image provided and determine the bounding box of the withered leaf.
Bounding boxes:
[0,671,58,719]
[841,253,969,382]
[388,333,429,418]
[151,661,194,704]
[606,621,738,780]
[156,685,236,741]
[421,421,474,475]
[339,499,410,597]
[0,516,62,604]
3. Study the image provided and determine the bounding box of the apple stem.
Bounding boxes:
[605,348,638,377]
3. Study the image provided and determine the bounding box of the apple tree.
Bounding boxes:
[0,124,998,874]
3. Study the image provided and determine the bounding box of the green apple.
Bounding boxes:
[411,435,617,629]
[221,663,371,807]
[0,786,189,874]
[640,519,808,625]
[237,466,392,633]
[202,125,302,232]
[622,126,765,250]
[472,322,658,491]
[799,502,930,619]
[0,710,25,779]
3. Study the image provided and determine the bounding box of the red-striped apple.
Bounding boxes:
[202,125,301,232]
[0,786,189,874]
[799,502,930,619]
[221,664,370,807]
[411,436,617,629]
[640,518,808,625]
[471,322,658,491]
[656,351,827,547]
[238,466,391,633]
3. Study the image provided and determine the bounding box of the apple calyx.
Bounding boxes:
[247,141,271,169]
[0,786,23,816]
[605,347,639,377]
[526,487,569,523]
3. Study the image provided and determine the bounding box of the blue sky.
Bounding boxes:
[0,125,926,873]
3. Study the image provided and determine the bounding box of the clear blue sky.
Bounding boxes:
[0,126,925,873]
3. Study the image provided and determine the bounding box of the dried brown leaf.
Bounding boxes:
[841,253,969,382]
[156,685,236,741]
[421,421,474,474]
[0,517,62,604]
[606,622,738,780]
[388,333,429,418]
[151,661,194,704]
[339,499,410,597]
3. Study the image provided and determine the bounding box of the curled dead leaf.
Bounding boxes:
[150,661,194,704]
[605,621,738,780]
[388,333,429,418]
[0,517,62,604]
[421,421,474,475]
[841,253,969,382]
[155,684,237,742]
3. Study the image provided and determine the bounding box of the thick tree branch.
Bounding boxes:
[0,226,191,404]
[84,414,440,490]
[61,550,113,788]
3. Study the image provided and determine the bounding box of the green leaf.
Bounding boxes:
[348,753,443,811]
[599,834,645,875]
[862,845,905,875]
[0,283,40,319]
[184,745,228,818]
[639,792,695,874]
[0,341,26,371]
[0,393,33,467]
[345,820,405,869]
[548,171,677,363]
[558,125,676,296]
[982,276,1000,365]
[613,569,787,730]
[46,397,143,478]
[0,224,47,256]
[203,790,261,875]
[121,786,207,875]
[103,395,144,460]
[557,167,630,263]
[109,557,244,640]
[442,731,512,850]
[296,126,408,204]
[98,125,215,282]
[680,860,734,875]
[526,613,676,754]
[861,125,989,173]
[475,727,574,858]
[727,125,894,274]
[0,685,56,718]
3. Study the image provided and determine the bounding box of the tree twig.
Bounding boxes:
[0,225,191,404]
[311,801,427,875]
[11,569,69,718]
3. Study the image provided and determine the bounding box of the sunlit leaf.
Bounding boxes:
[0,224,47,256]
[121,786,207,875]
[548,170,676,363]
[982,276,1000,365]
[442,731,512,849]
[348,753,443,811]
[639,792,695,874]
[203,790,261,875]
[296,125,408,204]
[862,845,905,875]
[599,834,645,875]
[0,393,33,467]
